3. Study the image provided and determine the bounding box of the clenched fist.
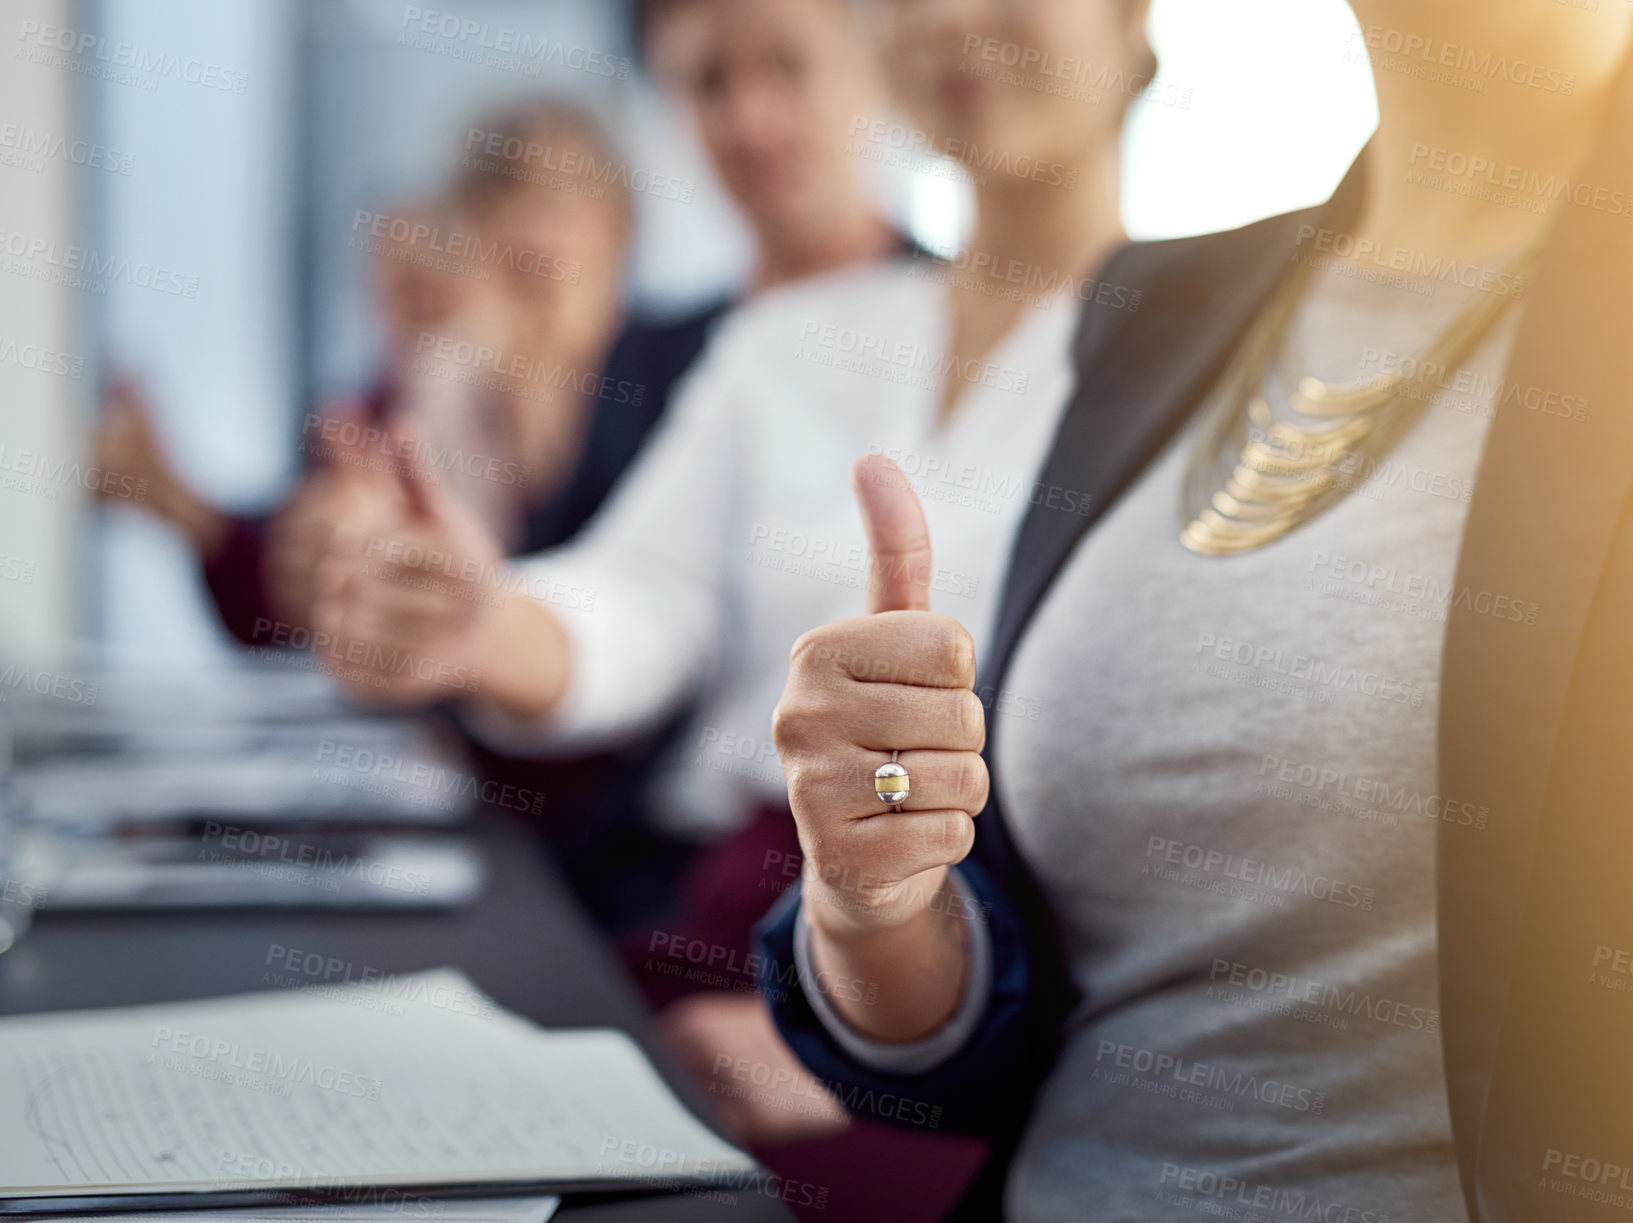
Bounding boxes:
[309,420,570,715]
[772,453,985,1040]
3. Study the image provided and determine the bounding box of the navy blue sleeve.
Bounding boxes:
[753,854,1044,1138]
[527,299,733,550]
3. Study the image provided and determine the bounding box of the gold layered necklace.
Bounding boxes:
[1177,246,1536,557]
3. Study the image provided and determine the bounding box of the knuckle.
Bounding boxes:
[952,688,986,745]
[937,617,977,685]
[924,810,974,860]
[788,623,841,676]
[780,757,823,811]
[787,628,822,675]
[771,694,821,750]
[769,698,799,749]
[956,753,990,812]
[781,753,833,804]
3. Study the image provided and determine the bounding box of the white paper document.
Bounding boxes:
[0,970,755,1204]
[71,1196,560,1223]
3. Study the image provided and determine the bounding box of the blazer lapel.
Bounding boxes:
[956,183,1368,1223]
[982,163,1365,696]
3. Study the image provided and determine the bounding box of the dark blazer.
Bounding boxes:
[760,58,1633,1223]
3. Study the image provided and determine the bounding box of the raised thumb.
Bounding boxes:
[851,453,932,615]
[383,414,447,521]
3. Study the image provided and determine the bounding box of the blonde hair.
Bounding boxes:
[451,99,633,235]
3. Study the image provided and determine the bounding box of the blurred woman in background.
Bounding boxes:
[552,0,911,544]
[98,0,921,942]
[94,100,633,644]
[310,0,1156,1218]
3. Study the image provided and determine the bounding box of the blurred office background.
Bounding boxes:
[0,0,1377,669]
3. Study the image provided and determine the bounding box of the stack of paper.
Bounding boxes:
[0,970,756,1212]
[69,1196,562,1223]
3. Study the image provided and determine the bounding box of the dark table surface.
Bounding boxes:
[0,811,794,1223]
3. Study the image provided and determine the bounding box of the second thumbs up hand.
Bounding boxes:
[310,418,566,711]
[772,454,987,1043]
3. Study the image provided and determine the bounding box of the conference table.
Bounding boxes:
[0,808,796,1222]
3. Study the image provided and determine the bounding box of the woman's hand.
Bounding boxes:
[658,993,851,1146]
[772,454,986,1041]
[309,423,571,715]
[95,381,228,555]
[264,461,384,631]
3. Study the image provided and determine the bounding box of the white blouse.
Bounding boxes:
[475,257,1084,837]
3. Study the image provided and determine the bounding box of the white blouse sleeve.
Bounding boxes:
[461,323,745,757]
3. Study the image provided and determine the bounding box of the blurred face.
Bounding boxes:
[467,126,630,358]
[374,205,475,345]
[651,0,879,236]
[876,0,1150,181]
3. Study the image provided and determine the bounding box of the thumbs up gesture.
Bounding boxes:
[310,417,509,707]
[772,455,988,1038]
[263,400,380,628]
